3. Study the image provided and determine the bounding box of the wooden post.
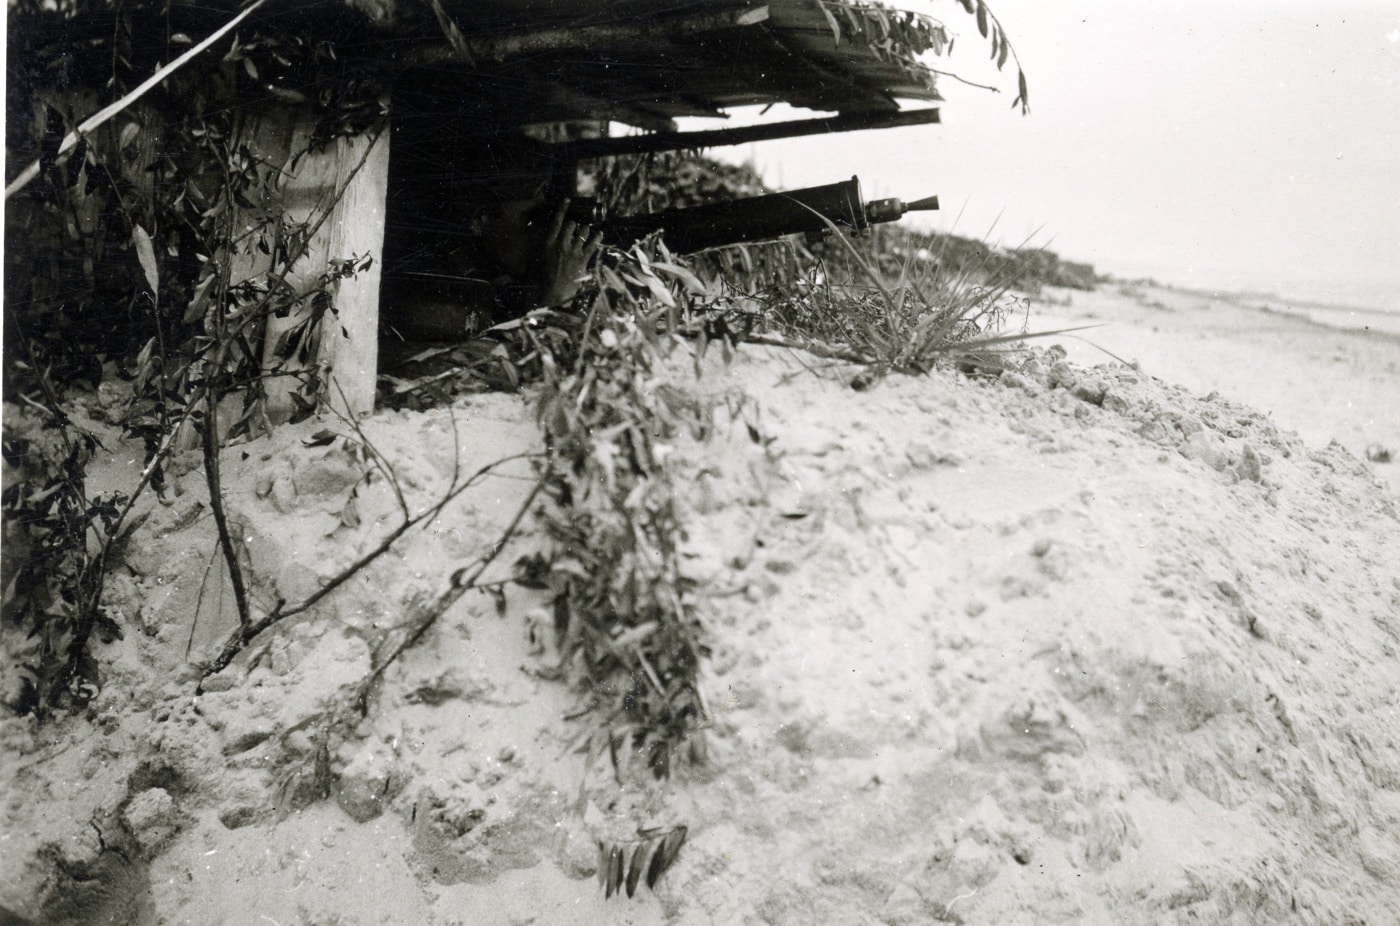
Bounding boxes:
[246,105,389,424]
[315,125,388,420]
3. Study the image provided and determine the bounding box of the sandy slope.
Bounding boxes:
[2,284,1398,925]
[1033,282,1400,495]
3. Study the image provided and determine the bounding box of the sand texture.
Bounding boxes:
[2,283,1398,925]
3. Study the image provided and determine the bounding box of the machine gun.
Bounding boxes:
[566,176,939,255]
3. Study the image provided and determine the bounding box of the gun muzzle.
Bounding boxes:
[865,195,940,225]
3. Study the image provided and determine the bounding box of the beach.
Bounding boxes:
[1033,281,1400,496]
[3,279,1398,925]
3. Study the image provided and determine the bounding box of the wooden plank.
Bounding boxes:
[559,106,941,161]
[243,105,388,424]
[320,125,388,419]
[407,4,771,67]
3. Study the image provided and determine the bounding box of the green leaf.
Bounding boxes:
[976,1,988,38]
[651,261,706,295]
[611,621,658,650]
[607,846,625,898]
[820,3,842,46]
[132,225,159,299]
[625,844,645,898]
[998,33,1010,69]
[641,273,676,308]
[339,493,361,529]
[644,838,668,889]
[659,826,687,871]
[596,841,610,889]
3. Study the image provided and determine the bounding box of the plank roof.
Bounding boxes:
[383,0,947,131]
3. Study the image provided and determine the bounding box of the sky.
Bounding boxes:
[699,0,1400,305]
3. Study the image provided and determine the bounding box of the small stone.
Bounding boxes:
[557,826,599,881]
[220,719,275,756]
[218,804,268,830]
[1359,827,1400,881]
[270,473,298,514]
[1137,420,1171,444]
[1236,443,1264,482]
[336,742,403,823]
[200,674,236,693]
[1102,393,1131,415]
[1181,431,1229,471]
[124,788,180,854]
[1048,361,1077,390]
[1176,415,1205,436]
[1070,376,1107,406]
[999,370,1040,395]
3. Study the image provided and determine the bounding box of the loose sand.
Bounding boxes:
[1034,282,1400,495]
[3,282,1398,925]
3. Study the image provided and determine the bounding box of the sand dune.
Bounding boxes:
[3,282,1397,925]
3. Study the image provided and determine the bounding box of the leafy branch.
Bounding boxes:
[3,0,271,200]
[513,246,716,782]
[954,0,1030,113]
[4,0,391,715]
[809,0,1029,113]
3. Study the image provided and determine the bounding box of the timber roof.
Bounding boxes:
[382,0,946,131]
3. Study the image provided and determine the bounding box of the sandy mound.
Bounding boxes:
[4,304,1399,924]
[1034,282,1400,496]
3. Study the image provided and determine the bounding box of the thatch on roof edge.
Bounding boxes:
[340,0,946,130]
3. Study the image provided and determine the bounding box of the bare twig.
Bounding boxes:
[328,380,409,520]
[198,451,540,687]
[202,387,253,627]
[740,333,870,364]
[354,476,547,713]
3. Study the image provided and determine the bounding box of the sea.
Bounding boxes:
[1109,266,1400,338]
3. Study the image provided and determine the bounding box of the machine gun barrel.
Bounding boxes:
[570,176,938,255]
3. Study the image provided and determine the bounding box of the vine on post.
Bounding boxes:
[3,0,388,714]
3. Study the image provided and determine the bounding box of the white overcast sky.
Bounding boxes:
[705,0,1400,299]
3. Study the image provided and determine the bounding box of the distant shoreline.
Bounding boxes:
[1100,276,1400,339]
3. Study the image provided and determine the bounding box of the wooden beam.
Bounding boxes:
[407,5,771,68]
[318,126,388,420]
[558,106,941,161]
[240,105,388,424]
[537,84,677,134]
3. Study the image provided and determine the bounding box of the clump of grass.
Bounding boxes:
[752,219,1062,384]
